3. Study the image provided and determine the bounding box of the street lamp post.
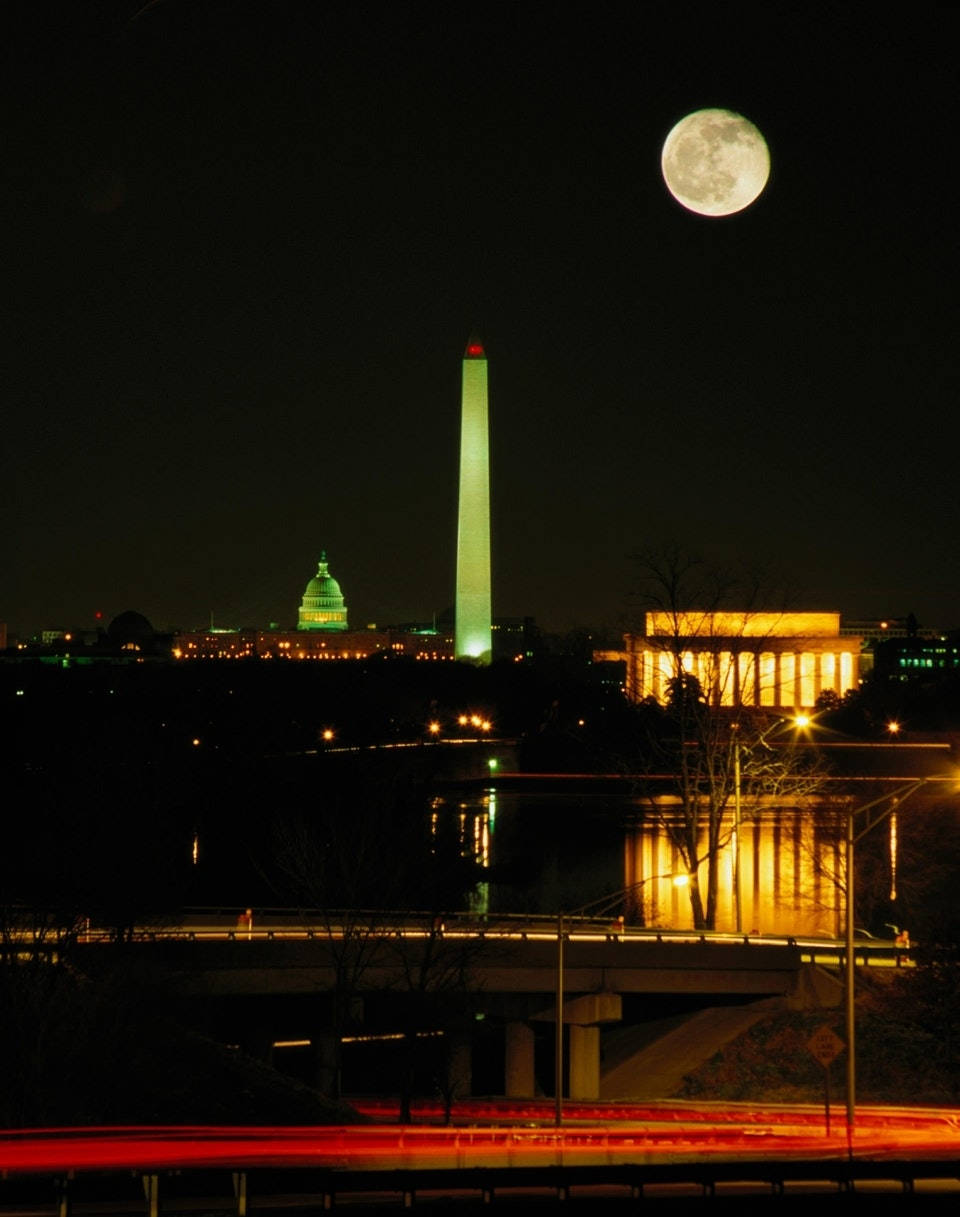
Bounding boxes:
[733,735,742,934]
[842,777,930,1142]
[554,910,564,1127]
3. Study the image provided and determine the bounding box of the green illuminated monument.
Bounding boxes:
[298,551,348,631]
[455,338,492,663]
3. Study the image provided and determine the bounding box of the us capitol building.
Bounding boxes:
[173,552,454,662]
[296,552,349,632]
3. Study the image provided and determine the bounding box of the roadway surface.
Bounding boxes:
[1,1103,958,1213]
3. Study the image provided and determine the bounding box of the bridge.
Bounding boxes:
[66,911,901,1103]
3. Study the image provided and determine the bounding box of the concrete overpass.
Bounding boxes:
[76,915,856,1101]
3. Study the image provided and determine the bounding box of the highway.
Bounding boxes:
[1,1105,959,1172]
[1,1104,958,1214]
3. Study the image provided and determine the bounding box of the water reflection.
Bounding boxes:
[431,784,843,936]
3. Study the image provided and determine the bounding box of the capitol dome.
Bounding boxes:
[297,552,348,631]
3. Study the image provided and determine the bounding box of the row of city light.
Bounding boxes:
[312,715,494,747]
[428,713,493,734]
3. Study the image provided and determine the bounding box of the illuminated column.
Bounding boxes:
[455,337,492,662]
[759,651,777,706]
[780,653,797,707]
[799,652,816,706]
[840,651,855,693]
[821,651,836,697]
[719,651,734,705]
[656,651,672,700]
[737,651,756,707]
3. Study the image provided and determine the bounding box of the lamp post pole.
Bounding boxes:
[553,873,690,1127]
[844,806,856,1141]
[733,737,743,935]
[843,777,931,1143]
[554,912,564,1126]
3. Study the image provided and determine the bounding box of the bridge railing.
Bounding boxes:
[2,907,910,966]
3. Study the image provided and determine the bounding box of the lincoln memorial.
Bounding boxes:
[598,611,862,710]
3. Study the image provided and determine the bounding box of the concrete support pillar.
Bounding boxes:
[142,1175,159,1217]
[504,1021,535,1098]
[232,1172,247,1217]
[568,1025,600,1100]
[311,1029,340,1098]
[447,1033,473,1101]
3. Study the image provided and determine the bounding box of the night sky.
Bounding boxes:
[4,2,960,638]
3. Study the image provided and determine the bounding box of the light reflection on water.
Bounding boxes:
[431,785,843,936]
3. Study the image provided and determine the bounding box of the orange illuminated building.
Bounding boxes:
[598,611,862,710]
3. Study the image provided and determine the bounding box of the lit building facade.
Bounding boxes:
[599,612,862,709]
[173,627,453,661]
[455,338,492,663]
[871,634,960,682]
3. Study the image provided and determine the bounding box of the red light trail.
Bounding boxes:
[0,1106,958,1175]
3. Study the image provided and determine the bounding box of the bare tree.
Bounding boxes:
[261,758,480,1099]
[630,547,824,930]
[377,920,483,1123]
[801,791,960,944]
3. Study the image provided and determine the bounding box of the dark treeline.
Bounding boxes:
[5,655,960,926]
[2,655,633,920]
[4,656,960,1122]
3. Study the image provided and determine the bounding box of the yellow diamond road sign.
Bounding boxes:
[807,1024,845,1067]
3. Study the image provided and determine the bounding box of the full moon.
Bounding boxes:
[661,109,770,217]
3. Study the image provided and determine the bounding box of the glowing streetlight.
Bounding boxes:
[321,728,334,742]
[428,721,441,736]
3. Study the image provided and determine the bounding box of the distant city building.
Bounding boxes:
[840,616,947,679]
[297,552,348,631]
[491,616,539,662]
[168,616,538,664]
[871,634,960,682]
[172,626,454,661]
[2,612,171,665]
[597,611,862,709]
[839,615,940,642]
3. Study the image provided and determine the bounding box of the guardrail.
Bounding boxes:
[4,907,912,969]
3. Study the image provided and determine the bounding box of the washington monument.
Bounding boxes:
[455,337,492,663]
